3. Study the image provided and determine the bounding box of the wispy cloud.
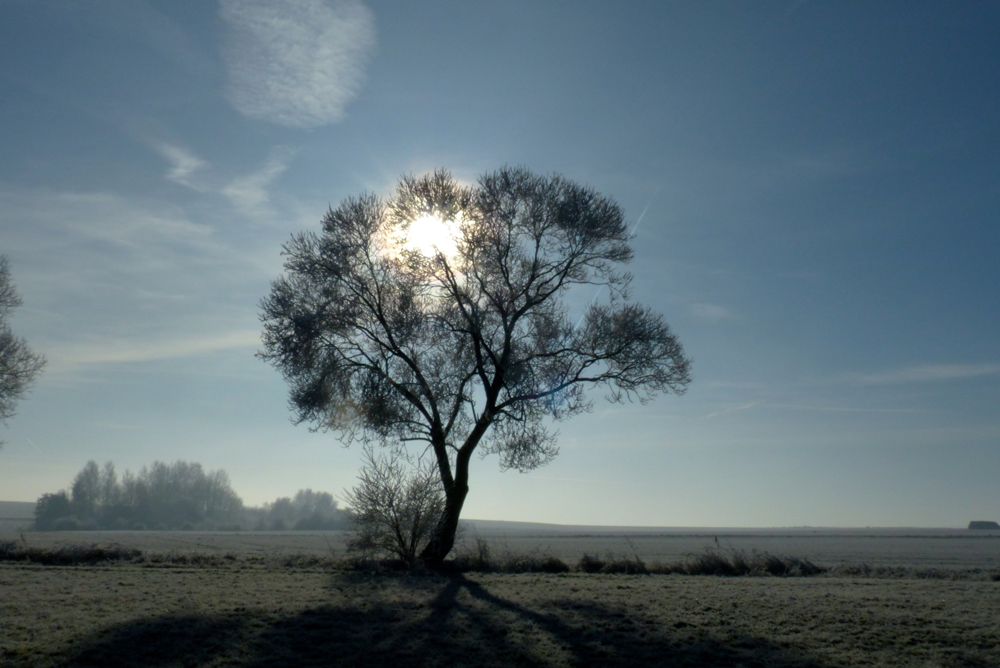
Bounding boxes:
[45,330,262,373]
[221,147,296,219]
[1,188,217,258]
[220,0,376,128]
[701,402,757,419]
[849,364,1000,385]
[690,303,737,323]
[151,141,208,189]
[0,186,272,381]
[700,400,918,420]
[767,403,920,414]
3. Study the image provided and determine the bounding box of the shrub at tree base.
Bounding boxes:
[344,445,445,565]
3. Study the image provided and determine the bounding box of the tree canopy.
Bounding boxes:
[0,256,45,445]
[260,167,691,563]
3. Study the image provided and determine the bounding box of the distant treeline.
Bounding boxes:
[34,460,350,531]
[243,488,350,531]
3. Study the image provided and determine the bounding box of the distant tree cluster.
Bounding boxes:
[246,488,350,531]
[33,459,350,532]
[34,460,244,531]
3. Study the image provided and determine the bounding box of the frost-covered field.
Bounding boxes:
[470,527,1000,570]
[3,563,999,667]
[3,528,1000,666]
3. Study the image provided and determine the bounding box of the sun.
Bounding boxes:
[403,214,460,258]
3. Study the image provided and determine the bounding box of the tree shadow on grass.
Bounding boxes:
[61,614,246,667]
[62,575,831,668]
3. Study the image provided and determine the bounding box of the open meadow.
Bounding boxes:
[2,527,1000,666]
[8,524,1000,570]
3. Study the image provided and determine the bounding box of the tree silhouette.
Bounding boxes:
[0,256,45,446]
[260,167,691,564]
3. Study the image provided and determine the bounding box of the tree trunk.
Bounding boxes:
[419,481,468,565]
[421,413,489,566]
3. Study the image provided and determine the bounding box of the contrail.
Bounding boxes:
[701,402,757,420]
[26,437,49,458]
[574,189,660,330]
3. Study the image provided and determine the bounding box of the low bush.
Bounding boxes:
[577,553,648,574]
[578,553,605,573]
[0,539,142,565]
[51,516,81,531]
[648,547,827,577]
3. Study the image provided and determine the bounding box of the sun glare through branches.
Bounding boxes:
[403,214,460,258]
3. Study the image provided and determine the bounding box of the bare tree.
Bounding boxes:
[0,256,45,446]
[344,445,445,564]
[260,167,691,564]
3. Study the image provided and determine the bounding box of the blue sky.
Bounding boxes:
[2,0,998,527]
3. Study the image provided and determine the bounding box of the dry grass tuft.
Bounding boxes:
[577,553,649,574]
[575,546,825,577]
[829,562,1000,581]
[654,547,827,577]
[449,537,571,573]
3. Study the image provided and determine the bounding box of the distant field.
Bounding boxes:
[0,501,34,532]
[0,501,34,518]
[7,525,1000,570]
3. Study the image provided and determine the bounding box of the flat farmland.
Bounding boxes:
[3,562,1000,667]
[9,526,1000,570]
[476,528,1000,571]
[4,528,1000,666]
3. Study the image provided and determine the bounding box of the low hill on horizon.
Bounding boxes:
[458,519,982,535]
[0,501,35,519]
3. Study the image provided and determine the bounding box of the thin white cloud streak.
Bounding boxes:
[44,330,261,373]
[151,142,209,190]
[850,364,1000,385]
[690,303,737,322]
[573,195,658,330]
[0,186,277,380]
[26,438,51,459]
[700,401,917,420]
[220,0,376,128]
[766,403,920,414]
[701,402,757,420]
[222,147,296,219]
[1,188,218,259]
